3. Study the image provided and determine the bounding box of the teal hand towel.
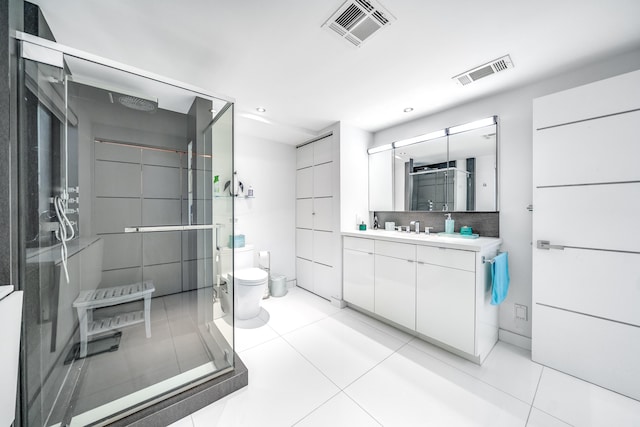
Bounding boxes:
[490,252,510,305]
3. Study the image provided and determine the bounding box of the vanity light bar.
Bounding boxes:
[392,129,446,148]
[447,116,497,135]
[368,116,497,154]
[367,144,393,154]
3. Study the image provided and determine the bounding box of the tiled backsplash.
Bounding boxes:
[374,211,499,237]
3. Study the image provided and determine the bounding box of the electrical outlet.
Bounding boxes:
[515,304,528,321]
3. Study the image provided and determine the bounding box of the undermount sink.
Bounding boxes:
[436,232,480,239]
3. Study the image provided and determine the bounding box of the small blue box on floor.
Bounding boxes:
[229,234,245,248]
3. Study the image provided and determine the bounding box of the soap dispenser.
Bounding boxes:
[445,213,455,234]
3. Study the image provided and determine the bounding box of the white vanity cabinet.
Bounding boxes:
[343,237,375,312]
[416,246,475,355]
[374,240,416,330]
[342,231,501,364]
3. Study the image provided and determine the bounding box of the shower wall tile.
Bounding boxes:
[142,199,182,226]
[181,200,212,226]
[194,199,213,225]
[143,231,182,266]
[100,267,143,288]
[143,262,182,296]
[95,142,141,164]
[182,258,214,291]
[94,198,142,234]
[182,230,214,262]
[142,149,181,168]
[101,233,142,270]
[143,165,182,199]
[95,161,141,198]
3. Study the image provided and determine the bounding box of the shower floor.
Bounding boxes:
[55,288,228,424]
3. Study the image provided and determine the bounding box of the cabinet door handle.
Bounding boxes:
[417,261,425,265]
[407,259,414,263]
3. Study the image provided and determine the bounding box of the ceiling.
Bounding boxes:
[31,0,640,145]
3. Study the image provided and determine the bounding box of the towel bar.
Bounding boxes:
[482,254,502,264]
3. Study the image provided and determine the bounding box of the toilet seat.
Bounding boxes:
[231,268,268,286]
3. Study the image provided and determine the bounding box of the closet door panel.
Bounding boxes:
[313,197,333,231]
[295,199,313,229]
[296,143,313,169]
[296,228,313,261]
[296,257,313,292]
[296,167,313,198]
[313,231,333,267]
[313,162,333,198]
[313,136,333,165]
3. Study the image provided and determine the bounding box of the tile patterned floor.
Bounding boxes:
[171,287,640,427]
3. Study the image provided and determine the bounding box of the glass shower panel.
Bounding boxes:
[19,47,234,426]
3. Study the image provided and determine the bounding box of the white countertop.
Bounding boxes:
[342,230,501,252]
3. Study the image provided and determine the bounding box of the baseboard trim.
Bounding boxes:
[498,329,532,350]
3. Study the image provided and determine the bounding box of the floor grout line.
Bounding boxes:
[525,366,545,426]
[406,338,541,407]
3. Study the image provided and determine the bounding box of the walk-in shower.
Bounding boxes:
[17,32,237,426]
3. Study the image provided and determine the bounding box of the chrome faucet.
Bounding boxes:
[410,221,420,234]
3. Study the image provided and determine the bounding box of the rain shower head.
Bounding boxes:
[107,91,158,112]
[117,94,157,111]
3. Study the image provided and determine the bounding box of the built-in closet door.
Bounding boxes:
[295,134,339,300]
[532,69,640,401]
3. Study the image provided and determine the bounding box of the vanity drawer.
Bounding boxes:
[417,245,475,271]
[375,240,415,260]
[343,236,374,253]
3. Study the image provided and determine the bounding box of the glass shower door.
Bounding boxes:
[19,39,235,426]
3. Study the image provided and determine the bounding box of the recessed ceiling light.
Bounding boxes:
[256,107,266,113]
[403,107,414,113]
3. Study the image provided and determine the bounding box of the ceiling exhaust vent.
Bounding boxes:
[453,55,514,86]
[322,0,396,47]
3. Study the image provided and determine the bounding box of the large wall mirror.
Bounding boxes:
[369,116,497,212]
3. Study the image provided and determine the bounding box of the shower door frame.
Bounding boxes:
[16,30,239,426]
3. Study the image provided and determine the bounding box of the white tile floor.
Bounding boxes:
[172,287,640,427]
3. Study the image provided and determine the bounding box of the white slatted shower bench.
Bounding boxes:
[72,281,155,358]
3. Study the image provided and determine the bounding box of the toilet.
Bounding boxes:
[220,245,268,320]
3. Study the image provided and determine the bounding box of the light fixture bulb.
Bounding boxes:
[403,107,414,113]
[447,116,496,135]
[393,129,446,148]
[256,107,266,113]
[367,144,393,154]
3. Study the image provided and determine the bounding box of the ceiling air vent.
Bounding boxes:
[323,0,396,47]
[453,55,514,86]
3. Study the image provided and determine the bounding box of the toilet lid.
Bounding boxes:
[230,268,268,285]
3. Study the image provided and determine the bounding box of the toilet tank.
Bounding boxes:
[220,245,255,274]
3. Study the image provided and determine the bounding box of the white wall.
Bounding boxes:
[339,123,372,232]
[234,134,296,282]
[371,47,640,339]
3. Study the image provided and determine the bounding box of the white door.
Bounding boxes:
[532,70,640,400]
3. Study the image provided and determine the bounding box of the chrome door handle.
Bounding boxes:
[537,240,565,250]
